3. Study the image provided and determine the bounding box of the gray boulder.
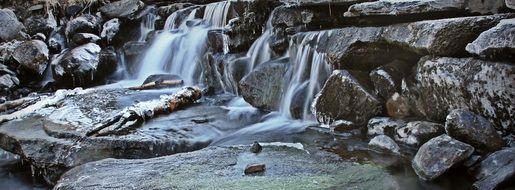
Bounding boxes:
[407,56,515,134]
[143,74,182,84]
[100,18,120,43]
[99,0,145,20]
[53,43,101,87]
[395,121,445,146]
[466,18,515,60]
[0,9,24,42]
[0,74,19,89]
[65,14,101,39]
[293,14,512,71]
[370,60,412,99]
[367,117,406,137]
[312,70,382,125]
[445,109,504,152]
[240,58,289,111]
[71,33,101,45]
[54,145,399,190]
[508,0,515,9]
[12,40,49,76]
[345,0,506,17]
[412,134,474,181]
[471,147,515,190]
[23,14,57,35]
[369,135,401,154]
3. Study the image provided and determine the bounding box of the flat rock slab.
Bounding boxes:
[466,18,515,61]
[55,145,399,190]
[0,88,253,184]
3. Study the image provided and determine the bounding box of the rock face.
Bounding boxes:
[99,0,145,20]
[368,135,400,154]
[445,109,504,152]
[395,121,445,146]
[293,14,512,71]
[412,134,474,181]
[12,40,49,76]
[466,18,515,60]
[0,9,24,42]
[471,147,515,190]
[345,0,506,17]
[65,14,101,39]
[203,53,246,94]
[53,43,101,87]
[54,145,399,190]
[240,58,288,111]
[407,56,515,134]
[312,70,382,125]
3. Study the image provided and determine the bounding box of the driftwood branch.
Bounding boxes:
[0,96,40,113]
[127,80,183,90]
[86,86,202,137]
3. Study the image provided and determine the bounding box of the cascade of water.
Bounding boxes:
[138,10,158,42]
[136,1,233,84]
[246,16,273,72]
[203,1,231,28]
[279,31,333,120]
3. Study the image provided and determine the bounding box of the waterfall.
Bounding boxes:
[136,1,232,84]
[246,15,273,72]
[138,10,158,42]
[279,32,333,120]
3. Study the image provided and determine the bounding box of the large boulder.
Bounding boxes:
[240,58,288,111]
[203,53,247,94]
[406,57,515,134]
[412,134,474,181]
[65,14,101,39]
[345,0,506,17]
[445,109,504,152]
[471,147,515,190]
[368,135,401,154]
[395,121,445,146]
[0,9,24,42]
[312,70,382,125]
[54,145,399,190]
[53,43,101,87]
[23,14,57,36]
[71,33,101,45]
[293,14,512,71]
[100,18,120,44]
[466,18,515,61]
[12,40,49,76]
[99,0,145,20]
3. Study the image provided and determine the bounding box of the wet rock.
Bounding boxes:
[471,147,515,190]
[0,74,19,89]
[99,0,145,20]
[32,33,46,41]
[312,70,382,125]
[65,14,101,39]
[370,60,412,99]
[157,3,194,19]
[66,5,83,17]
[385,92,412,119]
[395,121,445,146]
[367,117,406,137]
[71,33,101,45]
[23,15,57,36]
[48,31,65,54]
[295,14,512,71]
[240,58,288,111]
[12,40,49,76]
[345,0,506,17]
[245,163,266,174]
[412,134,474,181]
[100,18,120,44]
[466,18,515,61]
[0,9,24,42]
[53,43,101,87]
[54,145,399,189]
[445,109,504,152]
[250,141,262,153]
[143,74,182,84]
[0,63,15,76]
[97,47,118,80]
[0,40,22,63]
[368,135,400,154]
[406,56,515,134]
[203,53,246,94]
[508,0,515,9]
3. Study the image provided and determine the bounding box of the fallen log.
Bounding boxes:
[86,86,202,137]
[0,96,40,113]
[127,80,183,90]
[0,88,90,124]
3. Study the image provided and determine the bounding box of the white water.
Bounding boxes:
[280,32,332,120]
[138,10,158,42]
[136,1,232,85]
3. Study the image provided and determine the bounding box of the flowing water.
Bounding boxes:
[138,10,159,42]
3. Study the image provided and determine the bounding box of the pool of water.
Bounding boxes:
[0,150,51,190]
